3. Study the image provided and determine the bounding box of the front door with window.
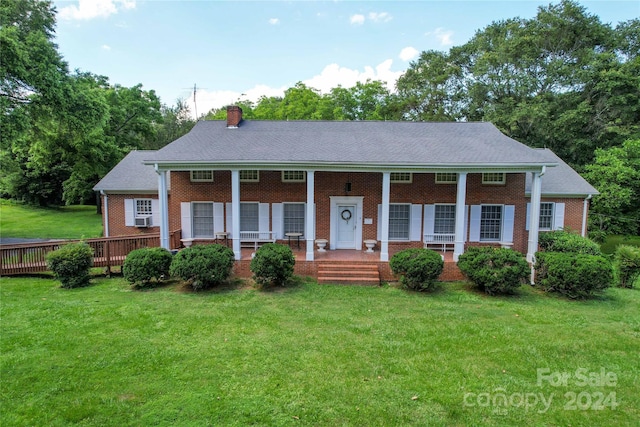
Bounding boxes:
[336,204,357,249]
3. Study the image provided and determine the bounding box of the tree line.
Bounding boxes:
[1,0,638,234]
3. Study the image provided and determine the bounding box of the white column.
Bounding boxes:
[157,169,170,249]
[527,171,542,263]
[305,170,315,261]
[231,169,241,260]
[453,172,467,261]
[380,172,390,262]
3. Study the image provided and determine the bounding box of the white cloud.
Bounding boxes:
[188,85,287,119]
[59,0,136,21]
[302,59,402,93]
[426,27,454,46]
[350,14,365,25]
[368,12,392,23]
[101,44,112,51]
[268,18,280,25]
[399,46,419,62]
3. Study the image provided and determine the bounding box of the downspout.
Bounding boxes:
[530,166,546,285]
[582,194,592,237]
[100,190,109,237]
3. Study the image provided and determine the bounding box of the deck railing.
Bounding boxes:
[0,230,182,276]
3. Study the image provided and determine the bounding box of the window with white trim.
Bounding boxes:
[240,202,259,231]
[435,173,457,184]
[192,202,214,238]
[135,199,153,217]
[480,205,502,241]
[482,172,506,184]
[434,204,456,234]
[389,204,410,240]
[190,170,213,182]
[283,203,305,235]
[240,170,259,182]
[390,172,412,183]
[282,171,306,182]
[539,202,554,230]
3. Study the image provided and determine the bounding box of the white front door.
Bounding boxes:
[336,204,357,249]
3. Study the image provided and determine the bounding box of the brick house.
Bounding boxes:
[94,106,597,281]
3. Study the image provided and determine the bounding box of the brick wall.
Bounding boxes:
[102,171,588,255]
[102,193,161,237]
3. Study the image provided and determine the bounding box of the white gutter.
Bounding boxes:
[582,194,593,237]
[100,190,109,237]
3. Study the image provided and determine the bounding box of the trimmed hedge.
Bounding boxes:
[170,244,235,290]
[123,247,173,288]
[46,242,93,288]
[389,248,443,291]
[457,247,529,295]
[250,243,295,288]
[534,252,613,299]
[614,245,640,288]
[538,230,602,255]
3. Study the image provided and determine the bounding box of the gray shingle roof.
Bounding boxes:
[526,149,598,197]
[146,120,556,168]
[93,150,167,193]
[95,121,595,196]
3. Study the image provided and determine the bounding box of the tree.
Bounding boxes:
[0,0,67,112]
[395,50,463,121]
[330,80,397,121]
[584,139,640,235]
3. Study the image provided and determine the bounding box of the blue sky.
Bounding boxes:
[53,1,639,117]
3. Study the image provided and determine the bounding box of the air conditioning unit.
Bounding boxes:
[134,216,151,227]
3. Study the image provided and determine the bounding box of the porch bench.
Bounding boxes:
[423,233,455,252]
[239,231,276,250]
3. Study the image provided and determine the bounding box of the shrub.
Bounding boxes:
[123,247,173,288]
[457,247,529,295]
[46,242,93,288]
[614,245,640,288]
[538,229,601,255]
[389,248,443,291]
[534,252,613,299]
[250,243,295,288]
[169,244,235,290]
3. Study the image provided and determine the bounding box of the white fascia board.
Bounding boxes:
[145,160,558,173]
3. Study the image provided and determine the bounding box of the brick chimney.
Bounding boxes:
[226,105,243,128]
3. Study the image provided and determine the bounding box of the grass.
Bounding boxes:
[0,199,103,239]
[1,277,638,426]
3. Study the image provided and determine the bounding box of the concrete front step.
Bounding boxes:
[317,263,380,285]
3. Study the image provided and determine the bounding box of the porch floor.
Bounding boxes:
[240,246,456,262]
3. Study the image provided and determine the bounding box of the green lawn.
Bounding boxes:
[0,199,103,239]
[1,277,638,426]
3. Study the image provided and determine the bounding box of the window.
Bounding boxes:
[282,171,306,182]
[434,205,456,234]
[190,170,213,182]
[389,204,410,240]
[240,170,259,182]
[480,205,502,241]
[435,173,457,184]
[192,202,214,238]
[539,202,554,230]
[482,172,506,184]
[390,172,412,183]
[240,202,259,231]
[135,199,152,217]
[284,203,305,235]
